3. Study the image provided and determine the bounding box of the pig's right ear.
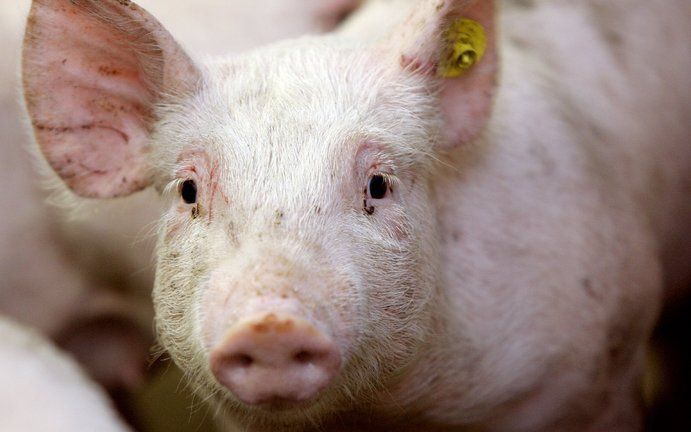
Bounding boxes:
[22,0,200,198]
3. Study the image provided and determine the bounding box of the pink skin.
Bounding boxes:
[23,0,198,198]
[174,149,228,223]
[353,144,408,239]
[21,0,691,431]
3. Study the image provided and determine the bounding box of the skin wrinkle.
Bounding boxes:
[34,122,130,143]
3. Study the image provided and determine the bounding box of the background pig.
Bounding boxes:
[0,316,131,432]
[20,1,691,432]
[0,0,360,395]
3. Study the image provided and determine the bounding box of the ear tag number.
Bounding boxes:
[439,18,487,78]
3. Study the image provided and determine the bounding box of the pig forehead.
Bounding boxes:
[199,40,434,153]
[154,39,438,190]
[217,40,383,108]
[212,45,388,140]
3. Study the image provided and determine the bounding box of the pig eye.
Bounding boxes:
[180,180,197,204]
[368,174,389,200]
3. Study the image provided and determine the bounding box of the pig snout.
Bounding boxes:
[209,312,341,406]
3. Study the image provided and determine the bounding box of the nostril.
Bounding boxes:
[229,353,254,368]
[293,350,313,364]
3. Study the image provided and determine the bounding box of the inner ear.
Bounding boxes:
[22,0,200,198]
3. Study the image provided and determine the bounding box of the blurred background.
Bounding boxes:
[0,1,688,431]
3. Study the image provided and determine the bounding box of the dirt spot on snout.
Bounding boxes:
[251,314,295,334]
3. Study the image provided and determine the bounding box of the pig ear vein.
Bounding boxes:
[22,0,200,198]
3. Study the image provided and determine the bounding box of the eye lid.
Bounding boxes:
[364,157,396,177]
[374,171,398,188]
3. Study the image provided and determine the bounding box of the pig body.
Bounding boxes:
[1,0,357,391]
[20,0,691,431]
[0,316,131,432]
[392,1,691,429]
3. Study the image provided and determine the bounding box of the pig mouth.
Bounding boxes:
[217,394,341,430]
[219,370,346,413]
[208,368,357,429]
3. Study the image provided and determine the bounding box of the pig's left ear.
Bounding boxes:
[386,0,497,148]
[22,0,200,198]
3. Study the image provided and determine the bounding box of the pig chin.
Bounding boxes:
[212,379,355,428]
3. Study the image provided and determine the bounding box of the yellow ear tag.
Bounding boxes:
[439,18,487,78]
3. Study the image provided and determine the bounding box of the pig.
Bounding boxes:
[20,0,691,431]
[1,0,360,393]
[0,315,131,432]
